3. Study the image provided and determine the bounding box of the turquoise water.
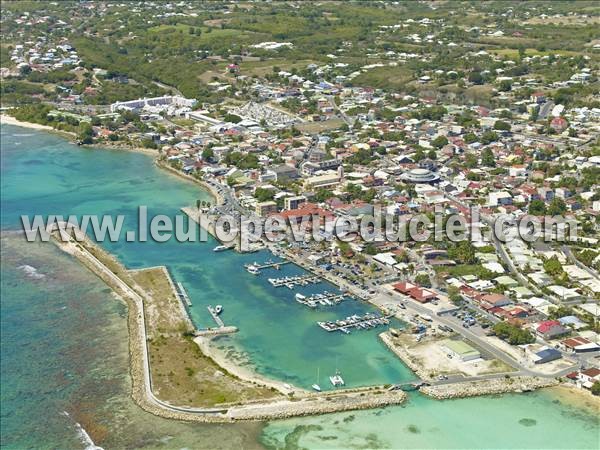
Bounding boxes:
[1,124,412,391]
[1,232,263,449]
[2,124,599,449]
[261,391,600,449]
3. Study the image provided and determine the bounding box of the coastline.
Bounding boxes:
[194,335,306,395]
[1,114,160,157]
[6,124,593,422]
[546,384,600,415]
[47,222,407,422]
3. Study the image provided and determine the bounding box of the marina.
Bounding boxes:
[295,291,346,308]
[176,282,192,307]
[244,259,291,275]
[268,274,321,289]
[318,313,393,334]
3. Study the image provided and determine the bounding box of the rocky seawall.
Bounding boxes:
[379,331,431,381]
[48,224,408,422]
[421,377,559,400]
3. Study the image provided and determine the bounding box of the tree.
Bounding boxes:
[464,132,478,144]
[432,135,449,149]
[254,187,275,202]
[528,199,546,216]
[202,147,215,161]
[547,197,566,216]
[364,243,378,255]
[481,148,495,167]
[447,241,477,264]
[415,273,431,287]
[544,256,564,277]
[480,130,498,144]
[498,80,512,92]
[448,286,463,304]
[493,120,511,131]
[77,123,94,144]
[468,71,484,85]
[592,381,600,396]
[493,322,535,345]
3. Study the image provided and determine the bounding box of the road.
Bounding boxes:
[377,289,580,379]
[327,95,354,129]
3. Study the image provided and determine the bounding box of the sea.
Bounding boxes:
[1,123,598,449]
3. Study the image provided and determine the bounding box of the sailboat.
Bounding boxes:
[329,357,345,387]
[312,368,321,392]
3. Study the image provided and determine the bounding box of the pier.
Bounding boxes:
[295,291,346,308]
[207,305,225,327]
[176,282,192,306]
[318,313,393,334]
[245,259,291,274]
[268,274,320,289]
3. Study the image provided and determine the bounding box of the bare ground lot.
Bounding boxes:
[384,331,515,380]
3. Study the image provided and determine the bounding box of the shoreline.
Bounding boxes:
[1,114,161,157]
[6,125,592,420]
[1,114,59,132]
[47,222,407,422]
[194,335,306,395]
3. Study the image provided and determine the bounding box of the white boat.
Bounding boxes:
[214,305,223,315]
[295,293,306,301]
[213,245,229,252]
[312,368,321,392]
[247,265,260,275]
[329,371,345,387]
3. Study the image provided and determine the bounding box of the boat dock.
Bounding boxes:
[318,313,393,334]
[207,305,225,327]
[295,291,346,308]
[176,282,192,306]
[268,274,320,289]
[245,259,291,273]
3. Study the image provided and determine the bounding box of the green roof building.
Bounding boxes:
[442,339,481,362]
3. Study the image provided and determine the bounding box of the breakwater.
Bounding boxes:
[421,377,559,400]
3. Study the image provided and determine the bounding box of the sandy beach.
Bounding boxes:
[1,114,61,132]
[194,335,307,396]
[547,384,600,415]
[1,114,160,156]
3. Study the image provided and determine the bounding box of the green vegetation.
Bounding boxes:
[493,322,535,345]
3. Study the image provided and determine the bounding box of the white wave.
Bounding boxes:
[62,411,105,450]
[12,133,34,137]
[18,264,45,279]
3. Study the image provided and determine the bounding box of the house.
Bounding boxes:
[271,164,299,181]
[532,347,562,364]
[550,117,569,132]
[561,337,600,353]
[536,320,569,339]
[284,195,307,210]
[255,201,278,217]
[480,293,511,309]
[530,92,546,104]
[392,282,438,303]
[578,368,600,387]
[488,191,513,207]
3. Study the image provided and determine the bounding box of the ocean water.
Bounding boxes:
[1,124,599,449]
[0,124,412,391]
[260,391,600,449]
[1,232,262,450]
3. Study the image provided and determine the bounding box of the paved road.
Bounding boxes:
[378,289,580,379]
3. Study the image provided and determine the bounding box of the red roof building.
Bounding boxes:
[536,320,568,339]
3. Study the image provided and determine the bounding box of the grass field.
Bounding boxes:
[352,65,414,89]
[131,267,277,407]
